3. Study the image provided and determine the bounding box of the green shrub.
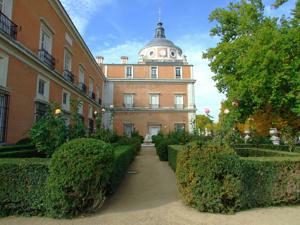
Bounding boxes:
[176,143,242,213]
[234,144,289,152]
[0,144,35,153]
[46,138,114,218]
[0,150,46,158]
[108,145,135,194]
[168,145,184,171]
[176,143,300,214]
[0,158,50,217]
[29,107,68,157]
[152,134,164,145]
[16,138,32,145]
[235,148,300,157]
[240,157,300,209]
[156,138,180,161]
[116,136,142,154]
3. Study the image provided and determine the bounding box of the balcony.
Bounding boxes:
[150,104,159,109]
[78,82,87,94]
[38,49,55,70]
[63,70,74,84]
[89,91,96,100]
[175,104,184,109]
[0,11,18,40]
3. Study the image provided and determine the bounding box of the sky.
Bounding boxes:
[60,0,297,121]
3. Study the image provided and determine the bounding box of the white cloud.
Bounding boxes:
[60,0,114,34]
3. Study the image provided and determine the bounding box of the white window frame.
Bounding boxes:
[89,77,94,93]
[96,86,100,100]
[79,65,85,84]
[64,49,72,71]
[0,0,13,19]
[0,53,9,87]
[39,23,53,54]
[124,94,134,108]
[175,95,184,109]
[36,75,50,102]
[61,90,70,112]
[150,94,159,109]
[77,99,83,115]
[65,33,73,46]
[175,66,182,79]
[125,66,133,79]
[88,105,93,119]
[150,66,158,79]
[123,123,134,137]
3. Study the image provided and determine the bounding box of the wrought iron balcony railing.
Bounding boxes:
[0,11,18,39]
[89,91,96,100]
[78,82,87,94]
[38,49,55,70]
[63,70,74,84]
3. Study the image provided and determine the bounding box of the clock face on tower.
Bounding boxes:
[159,49,167,57]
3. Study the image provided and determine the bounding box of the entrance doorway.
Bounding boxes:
[148,126,160,139]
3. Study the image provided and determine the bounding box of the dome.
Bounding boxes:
[138,22,186,63]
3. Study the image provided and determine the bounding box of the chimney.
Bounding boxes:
[121,56,128,64]
[96,56,104,64]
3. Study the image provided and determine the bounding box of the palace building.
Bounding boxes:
[0,0,196,144]
[100,22,196,138]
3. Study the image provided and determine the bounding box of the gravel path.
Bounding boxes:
[1,146,300,225]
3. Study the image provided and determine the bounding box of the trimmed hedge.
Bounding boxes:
[168,145,184,171]
[235,148,300,157]
[0,144,35,153]
[240,157,300,209]
[0,150,46,158]
[46,138,114,218]
[176,143,300,214]
[156,138,180,161]
[116,137,142,154]
[234,144,289,152]
[108,145,136,194]
[0,158,50,217]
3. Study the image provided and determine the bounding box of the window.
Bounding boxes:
[125,66,133,78]
[124,94,134,108]
[0,54,8,87]
[36,76,49,102]
[89,77,94,98]
[88,105,93,119]
[151,66,158,79]
[79,66,85,84]
[0,92,9,143]
[96,86,100,100]
[77,100,83,115]
[150,94,159,109]
[65,33,73,46]
[175,95,184,109]
[64,49,72,71]
[62,90,70,111]
[0,0,13,19]
[175,123,185,132]
[40,24,52,53]
[175,67,182,79]
[35,101,48,121]
[123,123,134,137]
[88,119,94,135]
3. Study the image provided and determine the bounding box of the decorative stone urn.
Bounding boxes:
[269,128,280,145]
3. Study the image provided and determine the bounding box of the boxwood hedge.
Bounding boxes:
[168,145,184,171]
[176,143,300,214]
[0,158,50,217]
[108,145,136,194]
[235,148,300,157]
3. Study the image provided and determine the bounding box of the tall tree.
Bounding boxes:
[204,0,300,132]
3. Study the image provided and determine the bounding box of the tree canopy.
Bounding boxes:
[204,0,300,131]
